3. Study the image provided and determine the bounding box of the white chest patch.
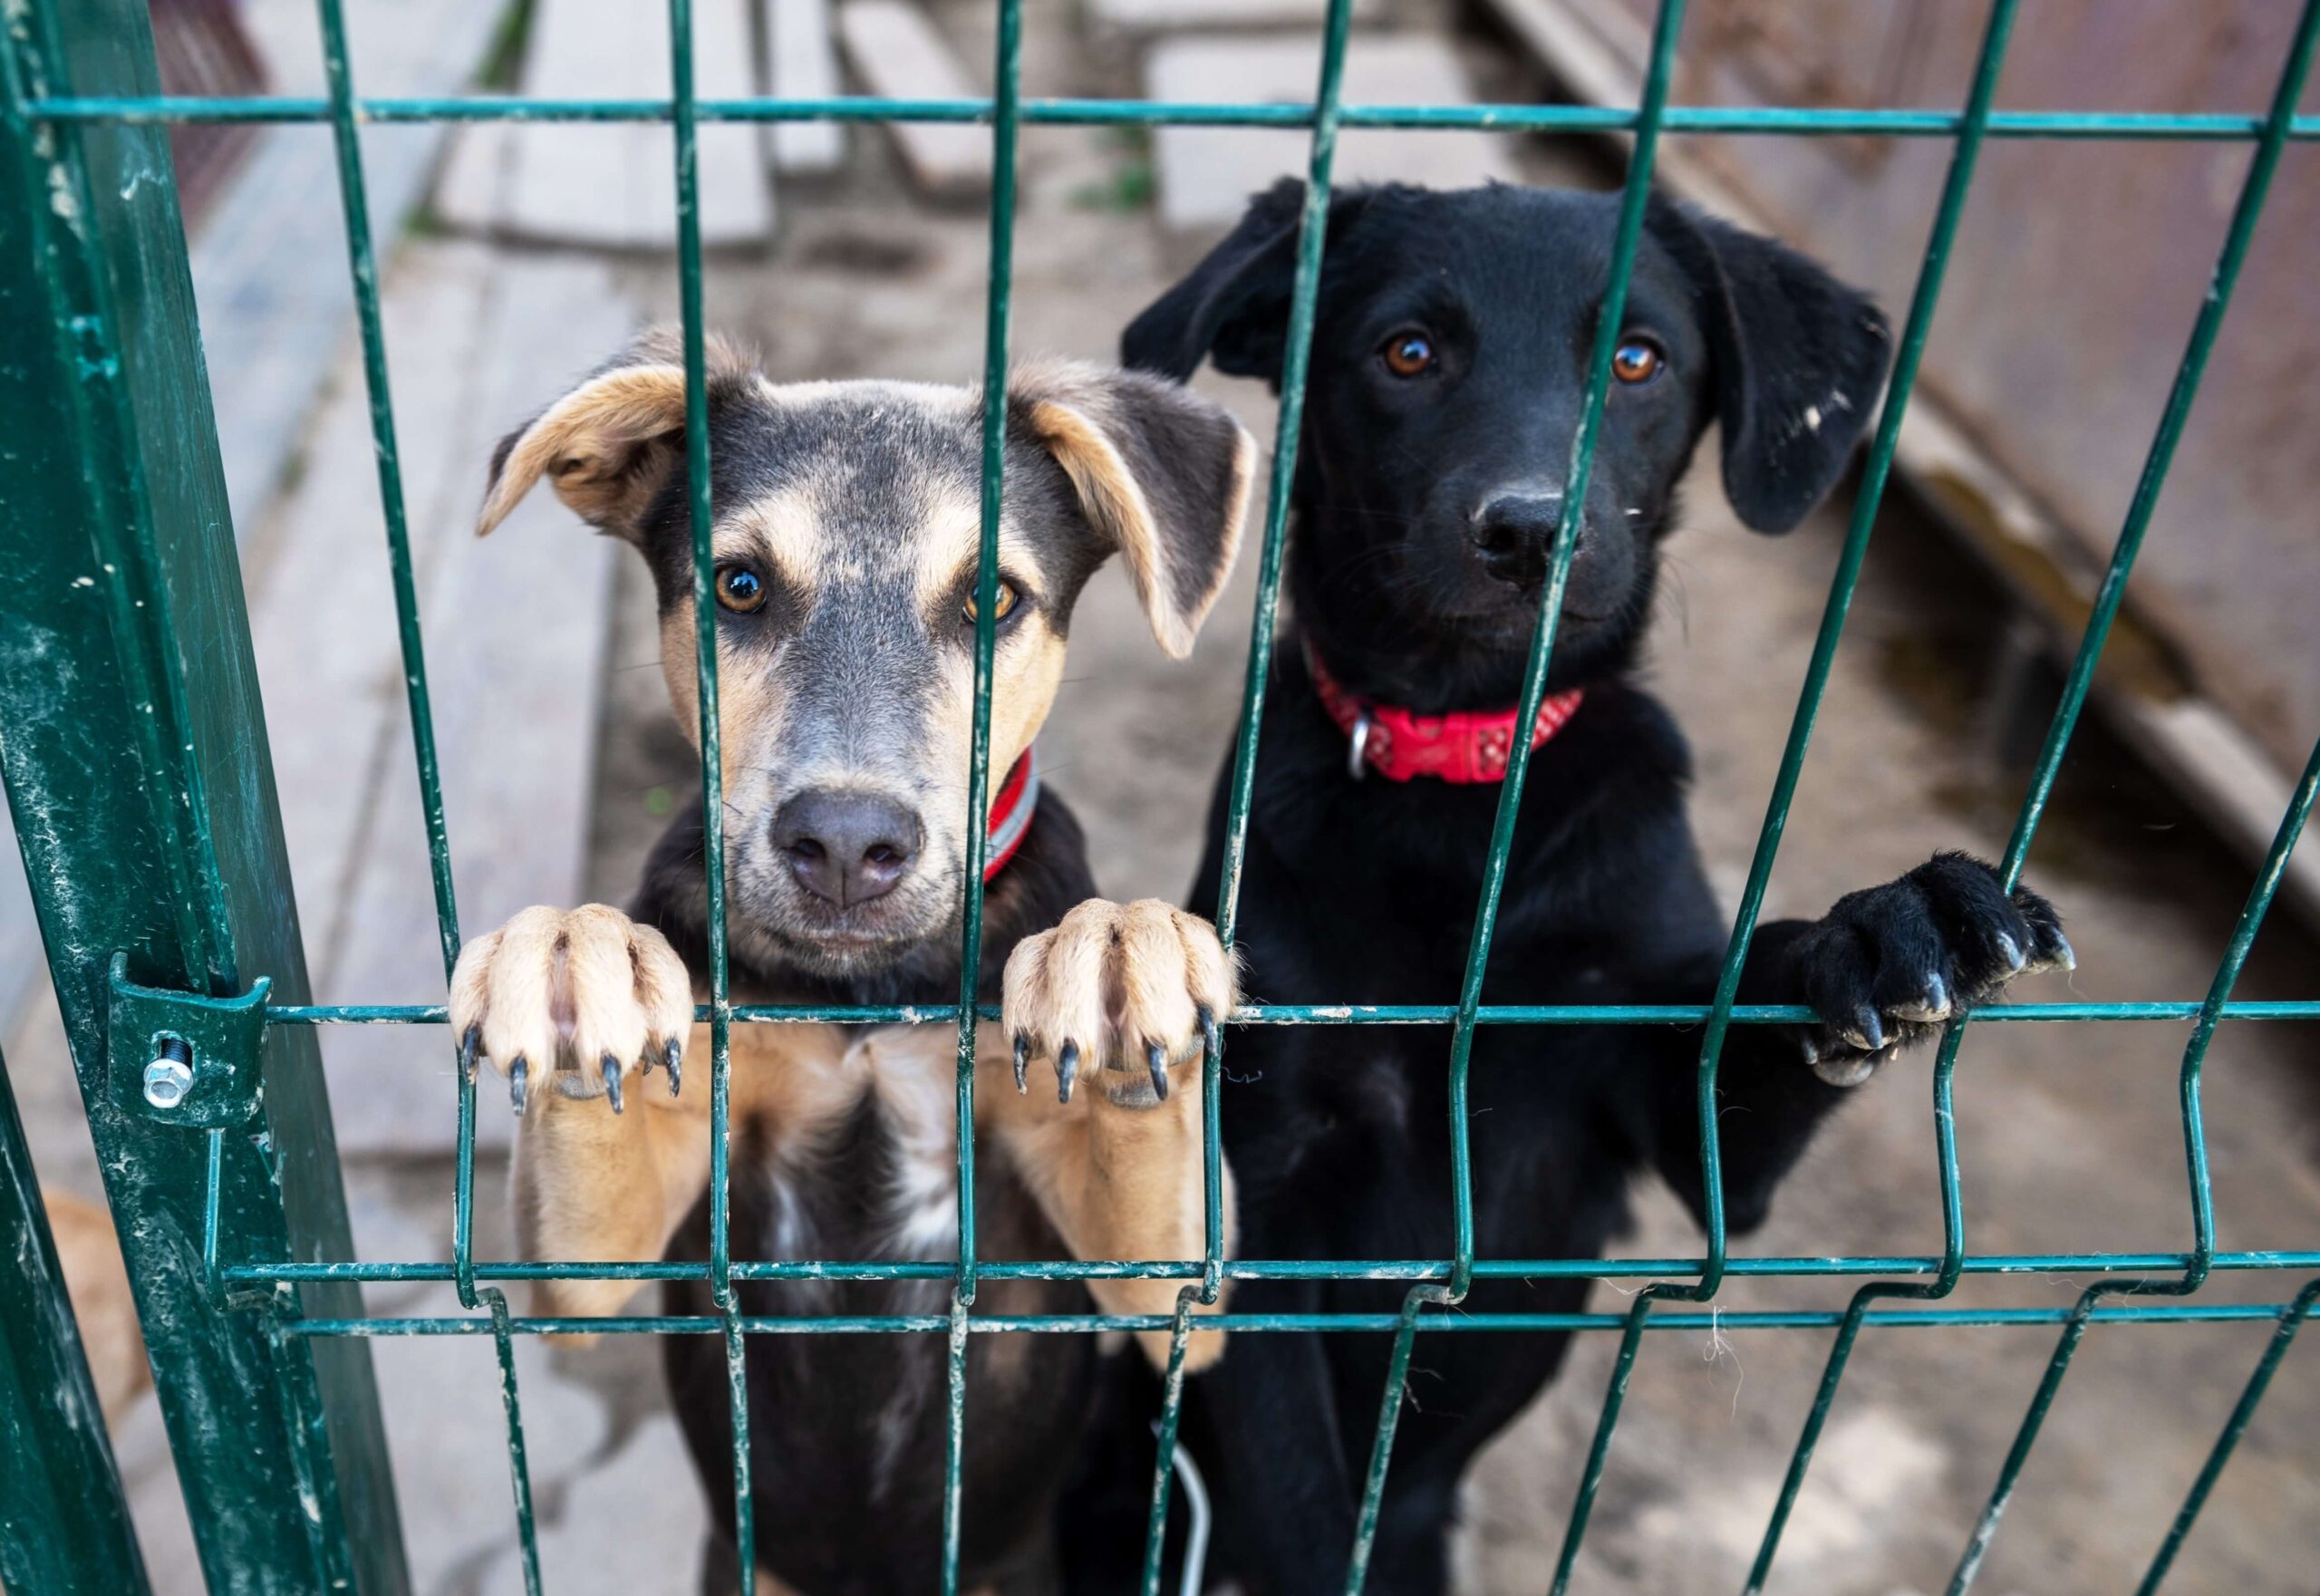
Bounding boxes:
[745,1022,963,1260]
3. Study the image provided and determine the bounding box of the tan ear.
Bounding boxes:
[477,364,690,538]
[1016,362,1255,660]
[478,330,759,540]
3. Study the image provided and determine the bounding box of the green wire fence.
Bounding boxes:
[1,0,2317,1591]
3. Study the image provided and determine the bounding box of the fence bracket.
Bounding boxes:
[108,953,271,1129]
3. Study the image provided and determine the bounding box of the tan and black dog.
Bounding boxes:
[448,331,1252,1594]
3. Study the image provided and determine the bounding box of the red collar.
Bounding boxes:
[982,747,1039,880]
[1304,645,1583,783]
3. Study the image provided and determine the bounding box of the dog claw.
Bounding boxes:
[1845,1006,1884,1053]
[1148,1042,1170,1103]
[1057,1041,1080,1105]
[663,1037,683,1097]
[1801,1031,1822,1067]
[459,1023,481,1083]
[1012,1032,1031,1095]
[1923,972,1950,1018]
[600,1051,624,1115]
[1996,932,2025,972]
[1197,1005,1220,1056]
[2046,931,2076,972]
[509,1056,529,1116]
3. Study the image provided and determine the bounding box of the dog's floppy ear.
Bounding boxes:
[1123,179,1366,386]
[478,329,757,540]
[1012,363,1257,659]
[1648,200,1892,534]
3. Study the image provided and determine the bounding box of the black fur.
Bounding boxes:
[1065,182,2067,1595]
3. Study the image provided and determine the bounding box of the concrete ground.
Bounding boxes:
[8,0,2319,1591]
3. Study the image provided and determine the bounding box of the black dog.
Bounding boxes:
[1059,180,2072,1595]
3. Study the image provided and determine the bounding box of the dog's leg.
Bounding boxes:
[451,904,712,1323]
[990,898,1238,1370]
[1640,854,2070,1232]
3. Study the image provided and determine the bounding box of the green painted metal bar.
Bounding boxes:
[0,1049,150,1594]
[313,5,546,1582]
[664,0,758,1584]
[1547,1297,1653,1596]
[258,997,2320,1027]
[0,0,408,1587]
[722,1311,754,1591]
[256,1298,2317,1339]
[941,1295,972,1596]
[211,1243,2320,1289]
[2136,1276,2320,1592]
[1344,1290,1429,1594]
[1205,0,1349,954]
[1379,4,1698,1581]
[1567,5,2027,1586]
[1140,0,1361,1569]
[1138,1295,1200,1596]
[1747,5,2320,1584]
[1948,733,2320,1593]
[482,1291,545,1596]
[955,0,1027,1315]
[1442,0,1687,1308]
[24,93,2320,140]
[937,0,1027,1581]
[312,0,462,986]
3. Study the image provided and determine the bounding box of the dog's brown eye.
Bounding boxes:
[1381,332,1436,378]
[1612,336,1665,385]
[715,566,767,614]
[962,581,1019,625]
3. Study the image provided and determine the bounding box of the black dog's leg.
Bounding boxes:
[1195,1301,1364,1596]
[1638,852,2068,1232]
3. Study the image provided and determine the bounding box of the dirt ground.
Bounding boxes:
[10,0,2320,1591]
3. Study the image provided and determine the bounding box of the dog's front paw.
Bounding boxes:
[1002,899,1237,1109]
[449,904,695,1114]
[1790,852,2071,1087]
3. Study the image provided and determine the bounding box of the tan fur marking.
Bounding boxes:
[466,896,1237,1369]
[478,366,691,537]
[1028,398,1194,658]
[994,898,1240,1368]
[656,600,778,776]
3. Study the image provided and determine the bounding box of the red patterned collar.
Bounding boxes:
[982,747,1039,880]
[1304,644,1584,783]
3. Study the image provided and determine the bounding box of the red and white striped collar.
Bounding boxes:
[1303,643,1584,784]
[981,747,1039,880]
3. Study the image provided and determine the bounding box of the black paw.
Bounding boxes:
[1787,852,2070,1087]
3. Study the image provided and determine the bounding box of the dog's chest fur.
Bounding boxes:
[724,1020,966,1262]
[662,1020,1088,1592]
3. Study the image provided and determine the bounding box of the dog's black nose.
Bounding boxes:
[1470,494,1567,586]
[772,789,923,907]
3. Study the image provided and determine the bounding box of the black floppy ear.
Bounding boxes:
[1011,362,1257,659]
[1648,200,1892,534]
[1122,179,1364,387]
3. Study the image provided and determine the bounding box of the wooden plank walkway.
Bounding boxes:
[244,242,636,1154]
[437,0,774,249]
[1146,33,1517,232]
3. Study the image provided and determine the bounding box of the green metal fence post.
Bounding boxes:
[0,3,407,1591]
[0,1049,150,1594]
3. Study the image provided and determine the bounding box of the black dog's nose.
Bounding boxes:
[1470,494,1568,586]
[772,789,923,907]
